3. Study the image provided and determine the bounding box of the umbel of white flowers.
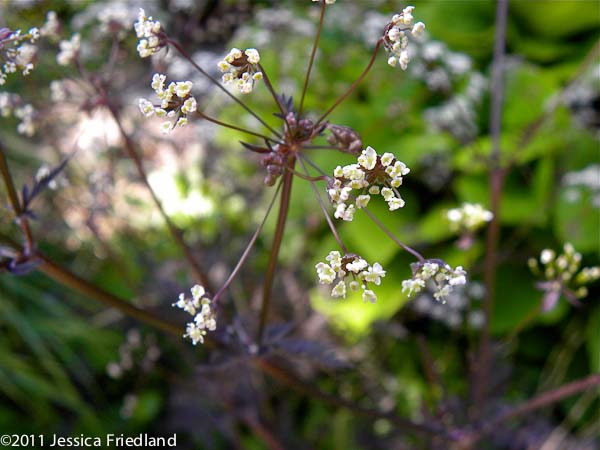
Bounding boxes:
[383,6,425,70]
[316,251,386,303]
[447,202,493,232]
[402,260,467,302]
[528,242,600,310]
[327,146,410,221]
[217,47,263,94]
[172,285,216,345]
[138,73,197,133]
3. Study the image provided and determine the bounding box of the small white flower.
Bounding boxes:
[316,262,337,284]
[160,121,172,134]
[56,33,80,66]
[362,289,377,303]
[357,146,378,170]
[540,249,555,264]
[331,280,347,298]
[174,81,193,98]
[411,21,425,37]
[138,98,155,117]
[181,97,197,114]
[151,73,166,93]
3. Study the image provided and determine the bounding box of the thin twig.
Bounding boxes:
[196,110,282,144]
[106,103,212,290]
[298,0,327,116]
[315,39,383,127]
[298,157,348,253]
[461,373,600,447]
[473,0,509,412]
[37,253,183,336]
[212,180,283,304]
[256,158,295,343]
[167,39,282,139]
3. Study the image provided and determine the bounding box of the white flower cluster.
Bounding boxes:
[0,27,40,85]
[447,203,493,232]
[311,0,336,4]
[327,146,410,221]
[56,33,80,66]
[0,92,36,136]
[315,251,386,303]
[138,73,198,134]
[402,261,467,302]
[98,4,135,39]
[528,243,600,302]
[217,48,263,94]
[134,8,163,58]
[40,11,60,40]
[172,284,217,345]
[384,6,425,70]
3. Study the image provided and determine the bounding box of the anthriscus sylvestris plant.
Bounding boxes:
[1,2,600,447]
[131,3,467,346]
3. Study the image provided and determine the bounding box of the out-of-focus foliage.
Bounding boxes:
[0,0,598,448]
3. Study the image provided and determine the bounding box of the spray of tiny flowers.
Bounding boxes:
[402,261,467,302]
[130,5,475,340]
[315,251,386,303]
[528,243,600,311]
[327,146,410,222]
[172,285,217,345]
[138,74,197,133]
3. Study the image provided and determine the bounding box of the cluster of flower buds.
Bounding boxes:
[447,202,493,232]
[0,27,40,85]
[0,92,36,136]
[316,251,386,303]
[326,124,362,155]
[134,8,164,58]
[56,33,80,66]
[327,146,409,221]
[218,48,263,94]
[528,243,600,310]
[138,73,197,133]
[172,285,217,345]
[383,6,425,70]
[260,150,285,186]
[402,260,467,302]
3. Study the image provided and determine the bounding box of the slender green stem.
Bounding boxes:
[167,39,282,139]
[212,180,283,304]
[298,157,348,253]
[258,64,286,117]
[300,154,424,261]
[285,163,325,181]
[256,158,295,343]
[0,143,21,215]
[196,110,282,144]
[107,103,213,290]
[0,141,34,253]
[298,0,327,117]
[474,0,509,412]
[362,206,425,262]
[37,253,183,336]
[460,373,600,447]
[315,39,383,126]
